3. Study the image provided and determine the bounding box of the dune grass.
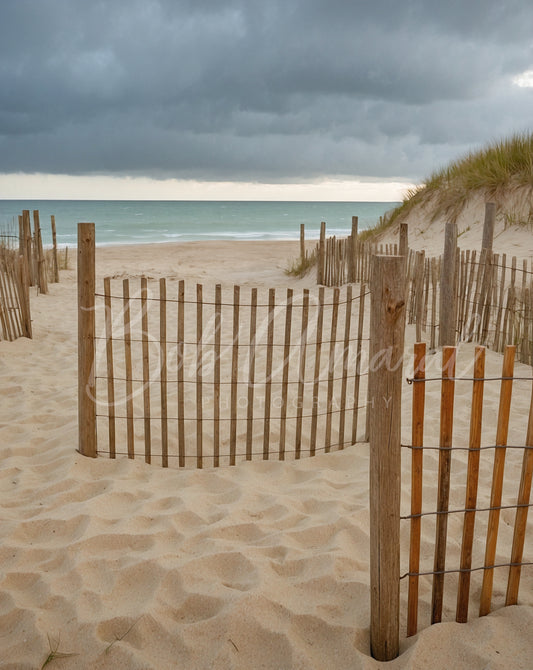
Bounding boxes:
[362,131,533,239]
[285,247,318,277]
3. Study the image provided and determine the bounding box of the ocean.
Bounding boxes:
[0,200,397,247]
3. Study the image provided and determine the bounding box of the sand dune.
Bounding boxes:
[1,239,532,669]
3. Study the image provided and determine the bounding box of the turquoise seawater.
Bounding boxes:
[0,200,398,247]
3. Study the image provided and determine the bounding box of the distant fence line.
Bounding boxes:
[405,227,533,364]
[307,205,533,364]
[0,209,68,342]
[0,251,31,341]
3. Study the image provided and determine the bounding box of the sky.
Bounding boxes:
[0,0,532,201]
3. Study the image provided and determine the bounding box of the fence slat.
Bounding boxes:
[141,277,151,464]
[431,345,456,624]
[295,289,309,459]
[456,345,486,623]
[310,287,325,456]
[506,373,533,605]
[230,285,240,466]
[177,280,185,467]
[279,288,293,460]
[214,284,222,466]
[196,283,203,469]
[123,278,134,459]
[160,278,168,467]
[351,282,365,444]
[407,341,426,637]
[246,287,257,461]
[494,254,506,352]
[325,288,340,452]
[479,344,516,616]
[463,250,477,341]
[263,289,275,460]
[103,277,116,458]
[338,285,352,450]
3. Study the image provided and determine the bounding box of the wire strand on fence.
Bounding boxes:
[407,375,533,384]
[95,290,371,308]
[94,335,371,348]
[96,403,368,423]
[95,438,367,460]
[400,561,533,581]
[401,501,533,520]
[402,443,533,451]
[95,371,369,385]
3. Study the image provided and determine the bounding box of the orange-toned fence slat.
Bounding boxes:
[431,346,456,624]
[405,342,533,639]
[407,341,426,637]
[456,345,486,623]
[479,344,516,616]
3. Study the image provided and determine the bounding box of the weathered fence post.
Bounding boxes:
[33,210,48,294]
[399,222,409,258]
[351,215,358,240]
[349,216,358,283]
[18,215,23,257]
[78,222,97,458]
[369,255,406,661]
[317,221,326,284]
[16,254,32,338]
[481,202,496,253]
[51,215,59,283]
[439,222,458,347]
[22,210,33,286]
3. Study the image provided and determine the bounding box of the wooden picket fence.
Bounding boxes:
[0,208,66,342]
[314,219,398,286]
[306,208,533,363]
[403,342,533,637]
[0,239,32,341]
[78,224,370,466]
[76,222,532,662]
[406,245,533,362]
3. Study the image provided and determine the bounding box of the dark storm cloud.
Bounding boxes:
[0,0,532,181]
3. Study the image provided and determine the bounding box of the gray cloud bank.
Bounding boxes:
[0,0,532,183]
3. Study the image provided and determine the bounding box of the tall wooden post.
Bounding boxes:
[481,202,496,253]
[300,223,305,262]
[51,215,59,283]
[22,210,33,286]
[347,216,359,282]
[318,221,326,285]
[369,255,406,661]
[18,215,23,256]
[439,222,458,347]
[33,210,48,294]
[351,215,358,239]
[78,222,97,458]
[399,222,408,258]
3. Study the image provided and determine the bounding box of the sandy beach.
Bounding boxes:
[1,238,533,669]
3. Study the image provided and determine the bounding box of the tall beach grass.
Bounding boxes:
[362,131,533,239]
